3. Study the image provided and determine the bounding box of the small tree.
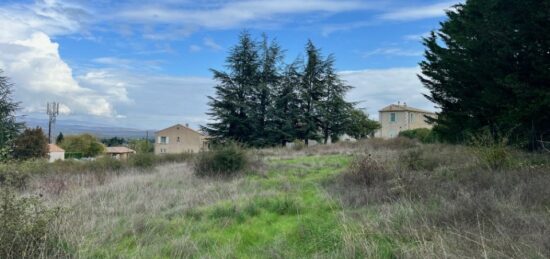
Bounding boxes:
[55,132,64,144]
[345,109,380,139]
[12,127,48,160]
[59,134,105,157]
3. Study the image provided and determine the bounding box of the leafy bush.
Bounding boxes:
[13,127,48,160]
[398,128,437,143]
[468,129,514,170]
[59,134,105,158]
[194,142,248,177]
[129,153,155,168]
[0,160,46,189]
[0,188,61,258]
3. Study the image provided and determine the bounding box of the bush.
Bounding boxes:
[59,134,105,158]
[291,139,307,151]
[0,160,46,189]
[346,154,389,186]
[468,129,514,170]
[13,127,48,160]
[129,153,155,168]
[398,128,437,143]
[0,188,61,258]
[194,142,248,177]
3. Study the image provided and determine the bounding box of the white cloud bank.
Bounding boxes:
[0,0,125,117]
[340,67,436,118]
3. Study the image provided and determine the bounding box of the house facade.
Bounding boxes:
[48,144,65,162]
[154,124,207,154]
[106,146,136,160]
[376,103,436,139]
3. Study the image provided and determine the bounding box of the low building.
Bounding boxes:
[48,144,65,162]
[376,103,436,139]
[155,124,207,154]
[106,146,136,160]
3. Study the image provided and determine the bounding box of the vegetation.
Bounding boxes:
[128,139,154,153]
[2,139,548,257]
[193,142,249,177]
[0,70,24,161]
[345,108,381,140]
[101,136,126,147]
[59,134,105,157]
[398,128,437,143]
[203,32,375,147]
[55,132,64,144]
[0,188,61,258]
[12,127,49,160]
[420,0,550,149]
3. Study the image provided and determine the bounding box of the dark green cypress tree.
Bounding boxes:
[420,0,550,149]
[202,31,259,143]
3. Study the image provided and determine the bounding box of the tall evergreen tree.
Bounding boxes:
[0,70,23,160]
[317,55,353,144]
[270,60,302,145]
[249,34,284,146]
[202,31,259,143]
[298,40,326,145]
[420,0,550,149]
[13,127,48,160]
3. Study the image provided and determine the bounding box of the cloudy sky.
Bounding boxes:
[0,0,459,130]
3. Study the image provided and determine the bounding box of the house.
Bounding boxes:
[376,102,436,139]
[48,144,65,162]
[154,124,207,154]
[105,146,136,160]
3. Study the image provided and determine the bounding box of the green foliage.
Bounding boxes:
[101,136,126,147]
[291,139,307,151]
[13,127,48,160]
[129,153,155,168]
[128,139,153,153]
[345,109,380,139]
[0,188,60,258]
[0,70,24,162]
[194,142,248,177]
[203,32,355,147]
[420,0,550,149]
[398,128,437,143]
[468,128,514,170]
[59,134,105,157]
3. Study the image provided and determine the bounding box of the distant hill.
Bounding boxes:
[23,118,156,139]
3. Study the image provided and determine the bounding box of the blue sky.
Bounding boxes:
[0,0,460,130]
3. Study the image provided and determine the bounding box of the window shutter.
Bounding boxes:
[158,136,161,143]
[166,137,169,144]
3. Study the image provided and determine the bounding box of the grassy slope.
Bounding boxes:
[55,155,356,258]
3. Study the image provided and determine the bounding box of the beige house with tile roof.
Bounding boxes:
[106,146,136,160]
[48,144,65,163]
[376,103,437,139]
[154,124,207,154]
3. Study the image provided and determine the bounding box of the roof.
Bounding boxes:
[155,123,205,136]
[105,146,136,154]
[379,104,435,114]
[48,144,65,153]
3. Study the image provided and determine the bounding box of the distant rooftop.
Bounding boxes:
[379,104,435,114]
[105,146,136,154]
[48,144,64,152]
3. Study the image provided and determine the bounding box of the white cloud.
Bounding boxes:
[116,0,371,29]
[340,67,436,118]
[189,44,202,52]
[379,1,458,21]
[203,37,222,51]
[403,32,431,41]
[363,47,423,58]
[0,0,125,117]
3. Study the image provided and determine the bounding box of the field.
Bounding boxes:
[4,138,550,258]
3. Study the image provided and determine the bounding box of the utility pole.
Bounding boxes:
[47,102,60,144]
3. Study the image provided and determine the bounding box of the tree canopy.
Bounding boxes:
[0,70,24,160]
[420,0,550,149]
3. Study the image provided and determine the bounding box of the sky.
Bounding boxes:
[0,0,460,130]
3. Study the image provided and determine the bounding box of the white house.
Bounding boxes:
[48,144,65,162]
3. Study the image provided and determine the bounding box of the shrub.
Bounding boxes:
[346,154,389,186]
[365,137,418,150]
[291,139,307,151]
[398,128,437,143]
[129,153,155,168]
[89,157,124,172]
[194,142,248,177]
[155,153,194,164]
[13,127,48,160]
[59,134,105,158]
[0,188,61,258]
[468,129,514,170]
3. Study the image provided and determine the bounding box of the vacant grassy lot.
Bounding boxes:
[5,138,550,258]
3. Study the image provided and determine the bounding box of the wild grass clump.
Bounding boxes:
[291,140,307,151]
[0,188,62,258]
[194,142,249,177]
[365,137,418,150]
[468,129,515,170]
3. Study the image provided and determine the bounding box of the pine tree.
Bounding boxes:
[249,34,284,146]
[202,31,259,143]
[420,0,550,149]
[298,40,326,145]
[56,132,64,144]
[0,70,23,160]
[317,55,353,144]
[270,60,302,146]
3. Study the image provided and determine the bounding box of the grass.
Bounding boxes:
[4,138,550,258]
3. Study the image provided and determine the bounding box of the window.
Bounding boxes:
[390,113,396,122]
[159,136,167,144]
[410,113,414,123]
